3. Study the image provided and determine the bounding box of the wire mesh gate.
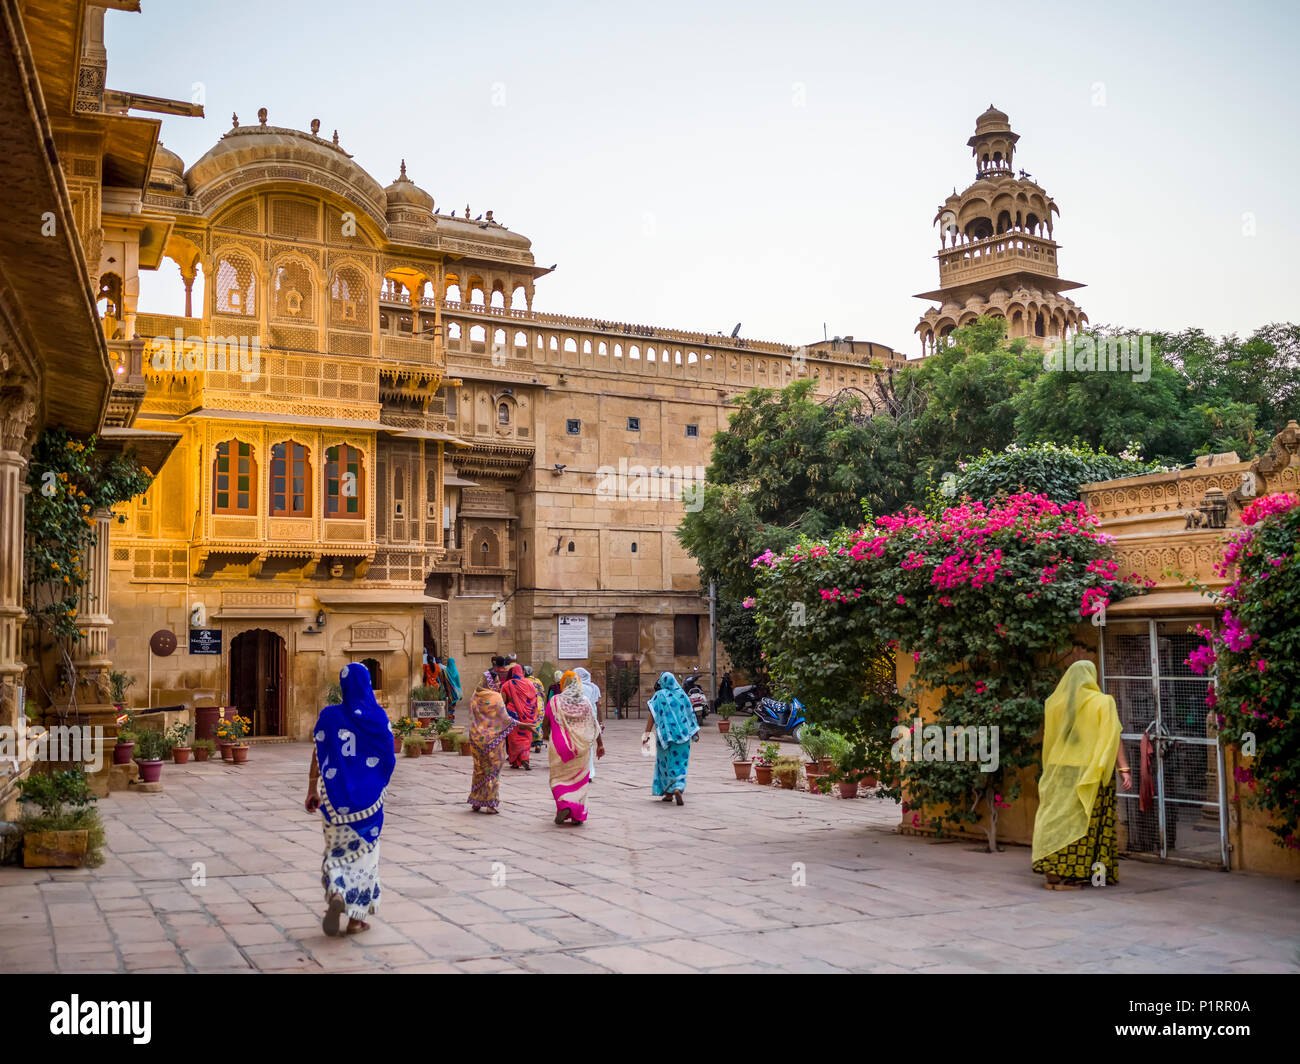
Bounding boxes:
[1100,616,1229,869]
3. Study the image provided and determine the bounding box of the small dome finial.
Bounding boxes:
[258,107,268,126]
[231,112,239,128]
[400,159,407,179]
[310,118,320,136]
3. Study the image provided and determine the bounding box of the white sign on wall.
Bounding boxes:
[557,615,589,660]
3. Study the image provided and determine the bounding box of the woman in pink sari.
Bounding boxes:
[542,671,603,825]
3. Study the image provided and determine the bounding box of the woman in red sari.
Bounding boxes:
[501,663,540,771]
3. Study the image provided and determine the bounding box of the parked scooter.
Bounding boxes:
[753,695,806,743]
[732,683,763,716]
[682,673,710,726]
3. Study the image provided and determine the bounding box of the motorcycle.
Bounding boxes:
[682,673,710,727]
[753,695,806,743]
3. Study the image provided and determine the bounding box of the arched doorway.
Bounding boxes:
[229,629,287,736]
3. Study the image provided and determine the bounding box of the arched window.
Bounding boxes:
[269,442,311,516]
[213,440,257,515]
[490,288,505,309]
[329,265,369,328]
[470,325,486,343]
[215,252,256,316]
[360,657,383,692]
[447,321,462,340]
[498,402,511,425]
[445,283,461,303]
[514,331,527,348]
[470,528,501,567]
[325,444,365,518]
[273,260,314,320]
[470,286,485,306]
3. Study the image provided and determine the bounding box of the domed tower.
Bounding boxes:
[914,106,1087,355]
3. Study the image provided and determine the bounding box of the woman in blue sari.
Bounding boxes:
[643,672,700,805]
[305,664,396,936]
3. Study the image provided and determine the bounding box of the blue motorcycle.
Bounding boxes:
[754,696,806,743]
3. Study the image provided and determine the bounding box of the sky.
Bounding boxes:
[114,0,1300,356]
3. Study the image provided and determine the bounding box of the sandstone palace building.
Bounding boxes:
[3,4,1093,746]
[76,37,903,739]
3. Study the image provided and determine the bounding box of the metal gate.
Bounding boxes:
[1099,617,1229,869]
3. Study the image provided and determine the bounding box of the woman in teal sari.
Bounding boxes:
[643,672,700,805]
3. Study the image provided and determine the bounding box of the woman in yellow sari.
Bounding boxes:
[1032,660,1132,888]
[467,683,516,814]
[542,670,603,825]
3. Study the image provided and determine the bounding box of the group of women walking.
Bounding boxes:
[305,665,700,934]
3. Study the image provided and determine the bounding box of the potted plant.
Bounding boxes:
[774,755,801,790]
[457,732,473,757]
[435,716,456,751]
[831,737,859,799]
[420,726,436,755]
[108,670,136,711]
[754,742,779,786]
[800,726,832,783]
[216,713,251,763]
[167,722,193,764]
[17,767,104,868]
[133,729,168,784]
[393,715,418,753]
[410,684,441,725]
[112,707,136,765]
[192,738,215,763]
[401,734,423,758]
[716,701,737,733]
[723,716,755,779]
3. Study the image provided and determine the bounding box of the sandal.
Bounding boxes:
[555,808,571,825]
[322,895,347,937]
[674,791,684,806]
[661,793,674,802]
[345,920,370,934]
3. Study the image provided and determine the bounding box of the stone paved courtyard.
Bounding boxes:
[1,720,1296,974]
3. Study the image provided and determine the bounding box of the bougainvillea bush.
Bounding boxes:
[753,493,1144,850]
[1187,492,1299,850]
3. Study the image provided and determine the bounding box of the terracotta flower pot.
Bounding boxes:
[113,741,135,765]
[862,774,878,788]
[393,735,403,754]
[219,742,234,762]
[172,747,191,765]
[459,742,473,757]
[717,720,731,733]
[732,761,751,780]
[418,716,434,729]
[422,738,435,754]
[818,757,833,773]
[777,774,796,790]
[403,745,421,758]
[440,737,456,752]
[231,745,249,764]
[837,780,858,799]
[136,759,164,784]
[754,765,773,786]
[193,747,210,762]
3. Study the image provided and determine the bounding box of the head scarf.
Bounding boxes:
[312,664,396,842]
[547,673,597,761]
[470,684,515,747]
[1031,660,1122,862]
[501,663,540,725]
[648,672,699,747]
[575,666,602,709]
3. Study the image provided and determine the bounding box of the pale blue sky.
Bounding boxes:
[117,0,1300,355]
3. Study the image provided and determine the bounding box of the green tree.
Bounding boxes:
[678,378,912,677]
